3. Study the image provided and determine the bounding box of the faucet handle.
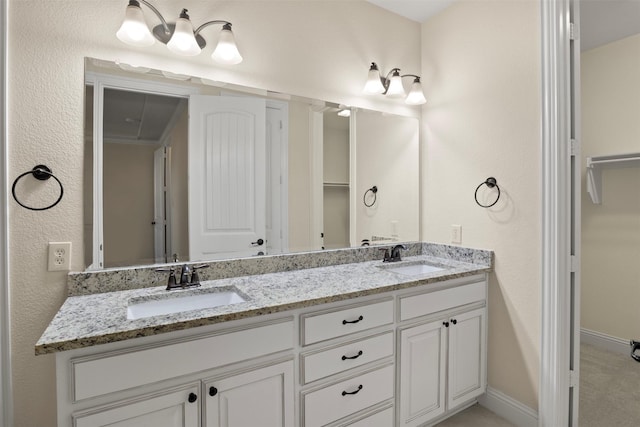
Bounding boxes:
[190,264,209,284]
[155,267,178,290]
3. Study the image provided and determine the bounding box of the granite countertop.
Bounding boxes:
[36,252,491,355]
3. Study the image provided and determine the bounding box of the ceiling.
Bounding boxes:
[368,0,640,51]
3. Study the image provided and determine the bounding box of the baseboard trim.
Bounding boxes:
[478,387,538,427]
[580,328,629,356]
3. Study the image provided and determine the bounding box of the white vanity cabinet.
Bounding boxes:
[54,273,488,427]
[300,298,396,427]
[57,318,295,427]
[203,360,294,427]
[73,382,201,427]
[398,281,487,427]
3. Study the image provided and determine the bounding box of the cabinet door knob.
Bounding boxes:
[209,386,218,397]
[188,392,198,403]
[341,384,363,396]
[342,315,364,325]
[451,319,458,325]
[443,321,449,328]
[341,350,363,361]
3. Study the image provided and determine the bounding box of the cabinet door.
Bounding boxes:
[204,360,294,427]
[447,307,487,410]
[73,383,200,427]
[398,320,447,427]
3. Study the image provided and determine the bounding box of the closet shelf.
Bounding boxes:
[323,182,350,188]
[586,152,640,204]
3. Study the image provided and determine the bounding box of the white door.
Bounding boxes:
[153,146,167,263]
[446,307,487,410]
[398,320,447,427]
[265,102,286,255]
[74,384,200,427]
[189,95,266,260]
[203,360,294,427]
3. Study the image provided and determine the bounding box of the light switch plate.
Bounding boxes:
[451,225,462,244]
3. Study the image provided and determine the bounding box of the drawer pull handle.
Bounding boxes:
[188,392,198,403]
[342,315,364,325]
[209,386,218,397]
[341,350,363,361]
[341,385,363,396]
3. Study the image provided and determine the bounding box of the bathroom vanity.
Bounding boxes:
[37,243,492,427]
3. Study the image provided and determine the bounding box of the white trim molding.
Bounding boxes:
[540,0,574,425]
[479,387,538,427]
[0,0,12,424]
[580,328,630,356]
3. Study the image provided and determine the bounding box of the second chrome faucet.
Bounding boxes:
[380,244,407,263]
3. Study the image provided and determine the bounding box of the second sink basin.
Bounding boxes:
[380,261,447,276]
[127,287,247,320]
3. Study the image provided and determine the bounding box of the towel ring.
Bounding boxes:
[474,177,500,208]
[12,165,64,211]
[363,185,378,207]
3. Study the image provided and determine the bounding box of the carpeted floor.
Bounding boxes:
[579,342,640,427]
[435,343,640,426]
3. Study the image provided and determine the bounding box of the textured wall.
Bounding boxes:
[8,1,419,425]
[581,34,640,341]
[421,1,542,409]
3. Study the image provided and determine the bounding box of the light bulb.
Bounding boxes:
[116,0,155,47]
[211,24,243,65]
[405,78,427,105]
[167,9,201,56]
[363,63,385,94]
[385,70,406,98]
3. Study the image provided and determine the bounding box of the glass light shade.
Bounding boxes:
[386,71,406,98]
[363,67,385,94]
[116,3,155,47]
[167,17,201,56]
[211,27,243,65]
[405,79,427,105]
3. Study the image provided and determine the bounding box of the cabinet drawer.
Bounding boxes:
[72,318,293,401]
[302,364,394,427]
[302,299,393,345]
[400,281,486,321]
[343,406,394,427]
[302,332,393,384]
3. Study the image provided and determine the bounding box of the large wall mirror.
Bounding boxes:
[84,58,420,270]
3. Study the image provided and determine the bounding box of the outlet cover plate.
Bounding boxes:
[48,242,71,271]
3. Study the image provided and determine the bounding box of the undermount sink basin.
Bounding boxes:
[127,287,247,320]
[380,261,447,276]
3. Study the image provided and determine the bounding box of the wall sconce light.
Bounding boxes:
[116,0,243,65]
[363,62,427,105]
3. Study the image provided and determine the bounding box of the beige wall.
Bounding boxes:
[103,142,156,266]
[580,34,640,340]
[8,1,420,425]
[421,1,541,409]
[168,108,189,263]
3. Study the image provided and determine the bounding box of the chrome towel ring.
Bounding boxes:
[474,177,500,208]
[12,165,64,211]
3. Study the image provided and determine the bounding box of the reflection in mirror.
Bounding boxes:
[84,58,419,270]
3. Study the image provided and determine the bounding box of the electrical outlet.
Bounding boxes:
[451,225,462,244]
[48,242,71,271]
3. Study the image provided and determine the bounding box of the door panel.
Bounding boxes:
[189,96,266,260]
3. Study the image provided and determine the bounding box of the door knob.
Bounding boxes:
[251,238,264,246]
[188,392,198,403]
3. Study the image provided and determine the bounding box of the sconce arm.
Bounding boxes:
[138,0,171,35]
[194,20,232,37]
[401,73,421,81]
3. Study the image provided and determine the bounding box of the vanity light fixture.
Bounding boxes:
[116,0,243,65]
[363,62,427,105]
